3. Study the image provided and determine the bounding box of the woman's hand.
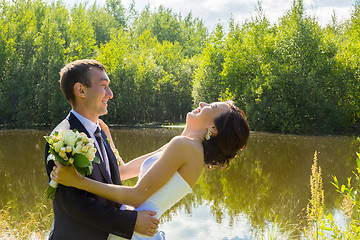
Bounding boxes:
[50,161,83,188]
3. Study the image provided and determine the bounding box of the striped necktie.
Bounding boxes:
[94,127,105,161]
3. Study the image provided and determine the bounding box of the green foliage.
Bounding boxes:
[67,3,97,61]
[98,28,194,124]
[0,0,359,134]
[192,23,226,104]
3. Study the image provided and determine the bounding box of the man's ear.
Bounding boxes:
[74,82,86,99]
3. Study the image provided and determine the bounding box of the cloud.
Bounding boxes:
[159,205,253,239]
[307,6,354,25]
[56,0,356,28]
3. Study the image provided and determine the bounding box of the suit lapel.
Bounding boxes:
[68,113,113,184]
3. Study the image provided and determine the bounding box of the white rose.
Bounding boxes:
[85,148,97,160]
[72,145,82,155]
[81,145,89,153]
[57,132,64,142]
[51,135,57,142]
[75,141,84,147]
[59,151,67,159]
[53,141,64,153]
[65,146,72,153]
[69,158,74,164]
[62,131,76,148]
[79,133,87,141]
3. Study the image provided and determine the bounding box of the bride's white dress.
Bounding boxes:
[108,152,192,240]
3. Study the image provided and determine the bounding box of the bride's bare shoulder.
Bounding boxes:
[167,136,203,159]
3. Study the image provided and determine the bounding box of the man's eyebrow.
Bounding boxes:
[100,78,110,82]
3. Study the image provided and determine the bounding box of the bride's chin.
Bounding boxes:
[185,113,198,125]
[186,111,196,118]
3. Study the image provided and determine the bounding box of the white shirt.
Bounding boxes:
[71,109,111,178]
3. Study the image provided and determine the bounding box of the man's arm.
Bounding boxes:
[45,143,159,238]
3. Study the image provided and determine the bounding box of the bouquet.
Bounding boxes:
[44,129,100,199]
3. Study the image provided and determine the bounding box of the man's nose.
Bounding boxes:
[107,87,113,99]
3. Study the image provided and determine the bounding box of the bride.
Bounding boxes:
[50,100,250,239]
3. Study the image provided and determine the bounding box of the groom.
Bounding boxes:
[44,59,159,239]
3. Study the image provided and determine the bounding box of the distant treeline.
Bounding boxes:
[0,0,359,134]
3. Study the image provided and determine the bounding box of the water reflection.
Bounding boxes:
[0,130,52,215]
[0,129,358,238]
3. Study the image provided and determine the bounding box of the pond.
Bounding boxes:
[0,128,358,239]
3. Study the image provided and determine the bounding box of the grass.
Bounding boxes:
[0,201,52,240]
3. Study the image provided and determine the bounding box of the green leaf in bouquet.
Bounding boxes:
[73,153,92,168]
[86,165,94,175]
[48,148,70,166]
[93,156,100,164]
[74,164,86,177]
[44,136,51,143]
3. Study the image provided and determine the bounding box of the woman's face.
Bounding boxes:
[187,102,230,127]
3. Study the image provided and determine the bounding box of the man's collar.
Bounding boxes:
[70,109,100,135]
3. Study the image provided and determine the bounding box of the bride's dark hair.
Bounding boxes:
[203,101,250,168]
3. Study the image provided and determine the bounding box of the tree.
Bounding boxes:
[67,3,97,61]
[33,4,68,125]
[334,1,360,127]
[192,23,226,105]
[105,0,126,27]
[247,0,345,133]
[88,2,119,47]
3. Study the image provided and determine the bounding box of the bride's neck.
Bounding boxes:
[181,125,206,140]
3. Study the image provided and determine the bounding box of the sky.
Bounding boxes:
[58,0,356,29]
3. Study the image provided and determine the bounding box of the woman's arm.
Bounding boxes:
[119,151,160,180]
[51,137,193,207]
[119,142,169,180]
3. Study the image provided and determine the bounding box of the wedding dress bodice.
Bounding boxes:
[108,151,192,240]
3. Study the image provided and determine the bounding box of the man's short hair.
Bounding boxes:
[59,59,106,103]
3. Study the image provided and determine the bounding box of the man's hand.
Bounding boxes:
[134,210,159,237]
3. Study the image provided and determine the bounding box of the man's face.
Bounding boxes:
[83,68,113,119]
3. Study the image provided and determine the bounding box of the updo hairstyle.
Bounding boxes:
[203,101,250,168]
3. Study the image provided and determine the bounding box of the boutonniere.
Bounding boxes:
[106,138,123,166]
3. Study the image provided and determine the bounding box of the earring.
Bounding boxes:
[205,128,212,140]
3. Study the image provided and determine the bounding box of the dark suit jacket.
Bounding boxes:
[44,112,137,240]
